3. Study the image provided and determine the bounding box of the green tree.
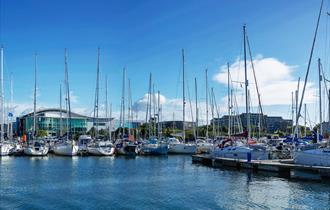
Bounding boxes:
[37,130,48,137]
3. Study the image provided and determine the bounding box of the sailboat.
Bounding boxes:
[294,1,330,166]
[195,73,213,153]
[0,46,14,156]
[114,68,138,156]
[53,49,79,156]
[87,48,115,156]
[24,53,49,156]
[140,78,168,155]
[168,49,197,154]
[211,26,269,160]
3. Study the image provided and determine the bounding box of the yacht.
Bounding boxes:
[167,137,197,154]
[23,54,49,156]
[0,142,14,156]
[115,139,138,156]
[87,141,115,156]
[10,142,24,156]
[212,145,269,160]
[53,141,79,156]
[24,140,49,156]
[294,145,330,167]
[53,49,79,156]
[140,138,168,155]
[196,138,214,154]
[78,135,92,152]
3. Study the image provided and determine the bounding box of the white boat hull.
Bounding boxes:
[24,146,49,156]
[197,143,213,154]
[168,143,197,154]
[87,146,115,156]
[212,146,269,160]
[294,148,330,167]
[0,143,13,156]
[53,144,78,156]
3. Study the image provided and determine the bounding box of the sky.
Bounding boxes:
[0,0,329,126]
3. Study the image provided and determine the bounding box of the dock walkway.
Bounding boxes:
[192,155,330,181]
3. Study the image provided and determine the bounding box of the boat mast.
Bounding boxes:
[94,48,100,138]
[157,90,160,139]
[328,89,330,123]
[205,68,209,140]
[291,92,294,137]
[0,46,4,143]
[152,84,156,137]
[121,68,126,138]
[148,73,152,138]
[182,49,186,142]
[212,91,220,137]
[33,53,37,139]
[109,103,112,142]
[9,73,13,140]
[194,77,198,140]
[64,49,72,141]
[105,75,111,140]
[227,63,231,138]
[243,25,250,139]
[304,103,307,137]
[60,84,63,137]
[296,0,323,134]
[187,81,195,140]
[295,78,300,138]
[128,79,132,138]
[318,58,322,137]
[211,87,215,138]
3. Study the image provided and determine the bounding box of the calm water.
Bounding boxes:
[0,155,329,210]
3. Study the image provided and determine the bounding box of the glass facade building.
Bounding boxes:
[18,109,89,136]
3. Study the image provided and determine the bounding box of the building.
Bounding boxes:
[17,108,89,136]
[159,121,195,130]
[16,108,134,137]
[211,113,292,134]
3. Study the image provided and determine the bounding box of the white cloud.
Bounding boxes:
[213,55,316,107]
[69,91,78,104]
[132,93,166,112]
[132,93,217,124]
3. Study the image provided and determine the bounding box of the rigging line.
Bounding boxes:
[175,52,182,100]
[321,59,330,99]
[246,34,264,116]
[0,0,3,44]
[186,80,194,123]
[306,107,314,130]
[325,5,329,71]
[297,0,323,128]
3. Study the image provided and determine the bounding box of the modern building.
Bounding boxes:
[211,113,292,134]
[159,121,195,130]
[17,108,89,136]
[15,108,131,137]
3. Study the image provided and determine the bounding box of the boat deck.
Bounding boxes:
[192,155,330,181]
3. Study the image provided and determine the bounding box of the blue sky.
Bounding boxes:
[0,0,328,124]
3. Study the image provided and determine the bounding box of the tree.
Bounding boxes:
[37,130,48,137]
[87,127,96,137]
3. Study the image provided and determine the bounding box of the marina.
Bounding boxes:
[1,155,330,209]
[1,0,330,209]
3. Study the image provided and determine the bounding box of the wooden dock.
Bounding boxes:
[192,155,330,181]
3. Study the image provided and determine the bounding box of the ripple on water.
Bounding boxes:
[1,155,330,210]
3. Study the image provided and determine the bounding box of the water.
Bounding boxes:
[0,155,329,210]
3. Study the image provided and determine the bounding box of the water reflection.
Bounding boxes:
[0,155,329,209]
